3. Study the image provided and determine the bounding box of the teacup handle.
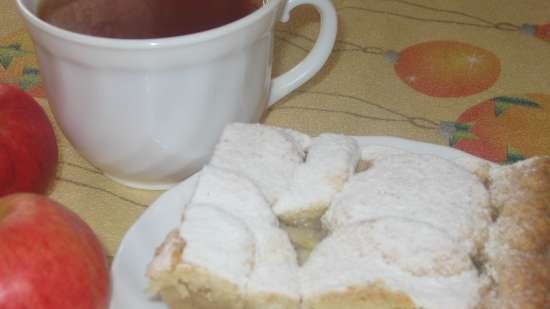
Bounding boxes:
[268,0,338,105]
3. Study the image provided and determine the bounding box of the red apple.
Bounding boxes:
[0,193,110,309]
[0,84,58,196]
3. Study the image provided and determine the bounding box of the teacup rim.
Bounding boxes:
[15,0,282,49]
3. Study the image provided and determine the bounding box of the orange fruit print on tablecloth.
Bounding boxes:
[535,23,550,42]
[450,94,550,164]
[394,41,500,98]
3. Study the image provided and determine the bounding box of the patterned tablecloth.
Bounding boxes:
[1,0,549,263]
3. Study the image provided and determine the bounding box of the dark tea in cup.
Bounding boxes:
[38,0,264,39]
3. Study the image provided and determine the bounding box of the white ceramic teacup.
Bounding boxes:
[15,0,337,189]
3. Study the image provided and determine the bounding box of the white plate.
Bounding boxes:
[110,136,480,309]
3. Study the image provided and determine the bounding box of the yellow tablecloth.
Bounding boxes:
[1,0,549,263]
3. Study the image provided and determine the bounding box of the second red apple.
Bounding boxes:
[0,193,111,309]
[0,83,58,196]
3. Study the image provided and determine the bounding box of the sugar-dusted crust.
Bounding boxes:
[245,290,301,309]
[489,198,550,253]
[151,263,246,309]
[148,163,301,309]
[302,281,417,309]
[483,157,550,309]
[482,254,550,309]
[147,230,247,309]
[151,263,300,309]
[148,229,300,309]
[489,157,550,207]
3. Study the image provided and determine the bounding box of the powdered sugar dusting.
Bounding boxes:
[360,145,410,161]
[301,218,485,309]
[322,154,491,254]
[180,204,255,287]
[210,123,309,205]
[274,133,360,222]
[482,156,550,309]
[186,165,300,300]
[368,218,473,277]
[246,227,300,300]
[488,164,523,208]
[191,165,278,227]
